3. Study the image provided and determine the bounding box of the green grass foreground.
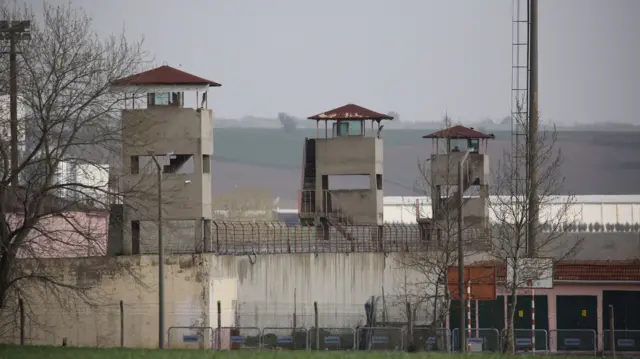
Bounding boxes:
[0,345,592,359]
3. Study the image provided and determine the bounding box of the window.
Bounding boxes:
[131,221,140,255]
[154,92,169,105]
[130,156,139,174]
[376,174,382,190]
[327,174,370,190]
[334,121,349,137]
[203,155,211,173]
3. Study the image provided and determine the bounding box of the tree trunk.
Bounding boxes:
[503,286,518,354]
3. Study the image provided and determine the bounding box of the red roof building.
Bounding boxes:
[308,104,393,121]
[111,65,221,87]
[488,260,640,282]
[423,125,494,139]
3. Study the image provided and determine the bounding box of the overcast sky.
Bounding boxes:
[27,0,640,124]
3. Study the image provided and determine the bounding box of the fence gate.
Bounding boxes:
[453,328,501,352]
[413,328,451,352]
[213,327,261,350]
[356,327,404,351]
[309,327,355,351]
[167,326,213,349]
[261,327,308,350]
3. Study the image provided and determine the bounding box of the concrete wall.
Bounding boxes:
[1,252,468,348]
[314,136,384,224]
[119,107,213,255]
[430,153,489,187]
[1,255,215,348]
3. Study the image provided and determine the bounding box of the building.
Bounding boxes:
[299,103,393,242]
[53,161,110,207]
[419,125,495,244]
[110,65,221,255]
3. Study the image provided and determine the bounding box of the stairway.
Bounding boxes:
[299,138,316,225]
[434,163,474,220]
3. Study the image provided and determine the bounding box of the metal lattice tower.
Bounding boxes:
[511,0,529,198]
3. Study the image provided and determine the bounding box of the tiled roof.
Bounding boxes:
[111,65,221,87]
[422,125,495,139]
[491,260,640,282]
[308,104,393,121]
[555,261,640,281]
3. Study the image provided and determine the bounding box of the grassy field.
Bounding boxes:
[0,345,590,359]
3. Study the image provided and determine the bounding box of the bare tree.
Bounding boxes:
[489,101,581,353]
[396,113,486,335]
[0,1,147,323]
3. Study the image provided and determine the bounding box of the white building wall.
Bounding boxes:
[383,195,640,229]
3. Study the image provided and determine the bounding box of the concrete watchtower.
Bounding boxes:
[420,125,494,242]
[298,104,393,233]
[111,65,221,254]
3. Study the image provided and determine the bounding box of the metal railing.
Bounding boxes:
[549,329,596,355]
[452,328,501,353]
[603,329,640,353]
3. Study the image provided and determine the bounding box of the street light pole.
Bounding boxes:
[457,152,470,352]
[149,153,165,349]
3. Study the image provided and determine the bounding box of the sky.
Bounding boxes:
[25,0,640,124]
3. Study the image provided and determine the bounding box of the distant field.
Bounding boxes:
[211,128,640,201]
[0,345,590,359]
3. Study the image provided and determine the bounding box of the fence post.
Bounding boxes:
[119,300,124,347]
[18,298,24,345]
[217,301,221,351]
[314,301,319,350]
[609,305,615,358]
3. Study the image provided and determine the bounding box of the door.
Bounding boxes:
[508,295,549,351]
[556,295,597,351]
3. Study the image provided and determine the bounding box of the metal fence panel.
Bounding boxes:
[453,328,501,352]
[549,329,596,354]
[413,327,451,352]
[510,329,548,353]
[167,326,213,349]
[308,327,356,351]
[356,327,404,351]
[261,327,308,350]
[603,330,640,352]
[213,327,261,350]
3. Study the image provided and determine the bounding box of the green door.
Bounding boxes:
[508,295,549,351]
[556,295,597,351]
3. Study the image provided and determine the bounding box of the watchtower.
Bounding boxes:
[111,65,221,254]
[420,125,494,242]
[298,104,393,230]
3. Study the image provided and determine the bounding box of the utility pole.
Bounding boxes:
[526,0,539,257]
[149,153,165,349]
[0,21,31,189]
[457,154,469,352]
